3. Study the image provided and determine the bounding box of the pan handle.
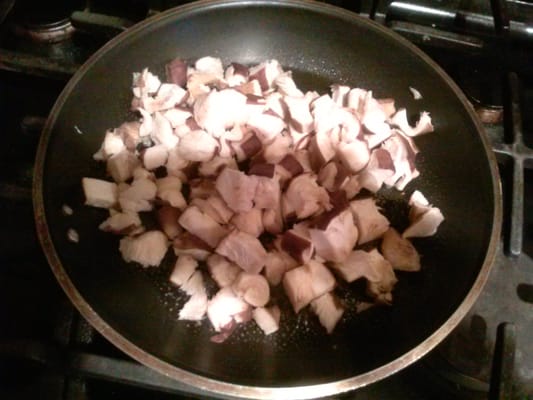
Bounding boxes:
[71,11,134,39]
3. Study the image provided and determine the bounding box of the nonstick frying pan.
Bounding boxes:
[33,0,502,398]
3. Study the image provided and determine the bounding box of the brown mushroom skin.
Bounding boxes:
[381,228,421,271]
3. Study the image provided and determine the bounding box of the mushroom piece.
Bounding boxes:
[119,230,168,267]
[82,178,118,209]
[117,121,141,151]
[282,259,336,313]
[169,254,198,287]
[215,230,267,274]
[391,108,434,137]
[178,205,229,248]
[132,68,161,98]
[249,59,283,91]
[193,89,248,136]
[357,148,395,193]
[262,205,284,235]
[152,111,180,150]
[205,195,234,224]
[198,156,238,177]
[349,197,390,244]
[232,272,270,307]
[99,211,142,235]
[142,83,188,113]
[179,291,208,321]
[95,129,126,160]
[308,130,336,170]
[283,173,330,220]
[253,176,280,210]
[207,287,250,332]
[225,62,249,86]
[408,190,431,220]
[284,95,314,133]
[173,232,212,261]
[156,206,182,239]
[403,207,444,239]
[311,94,338,136]
[230,208,264,238]
[107,150,140,183]
[263,250,298,286]
[331,249,397,303]
[274,71,304,97]
[310,292,344,334]
[143,144,168,171]
[118,178,157,213]
[181,270,207,297]
[178,129,219,162]
[253,306,281,335]
[337,139,370,174]
[215,167,258,213]
[247,112,286,143]
[232,132,262,162]
[156,176,186,210]
[381,228,421,271]
[382,131,419,191]
[165,58,188,87]
[195,56,224,79]
[308,209,358,263]
[280,229,314,265]
[317,161,349,192]
[206,254,241,287]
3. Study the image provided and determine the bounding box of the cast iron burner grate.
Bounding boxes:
[0,1,532,399]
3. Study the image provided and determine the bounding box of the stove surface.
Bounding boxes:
[1,1,532,399]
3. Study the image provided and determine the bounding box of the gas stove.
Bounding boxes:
[1,1,532,399]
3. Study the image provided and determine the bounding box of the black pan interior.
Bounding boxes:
[39,0,497,387]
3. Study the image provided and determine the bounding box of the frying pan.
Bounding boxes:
[33,0,502,398]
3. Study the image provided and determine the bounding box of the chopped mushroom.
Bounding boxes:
[280,229,314,265]
[86,58,445,340]
[282,259,336,313]
[207,254,241,287]
[253,306,281,335]
[143,144,168,170]
[178,130,219,162]
[310,292,344,334]
[263,250,297,286]
[119,230,168,267]
[403,207,444,238]
[308,209,358,262]
[207,287,250,332]
[99,211,142,235]
[193,89,247,136]
[156,206,182,239]
[215,168,258,213]
[230,208,264,237]
[169,255,198,287]
[179,291,208,321]
[82,178,118,208]
[118,178,157,212]
[107,151,140,183]
[331,249,397,304]
[178,205,229,248]
[283,173,330,220]
[215,230,267,274]
[232,272,270,307]
[381,228,421,271]
[349,197,390,244]
[156,176,186,209]
[173,232,211,261]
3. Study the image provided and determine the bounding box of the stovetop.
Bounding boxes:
[1,1,532,399]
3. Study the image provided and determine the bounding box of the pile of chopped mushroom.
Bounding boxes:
[82,56,444,341]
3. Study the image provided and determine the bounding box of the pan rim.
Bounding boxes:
[33,0,502,398]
